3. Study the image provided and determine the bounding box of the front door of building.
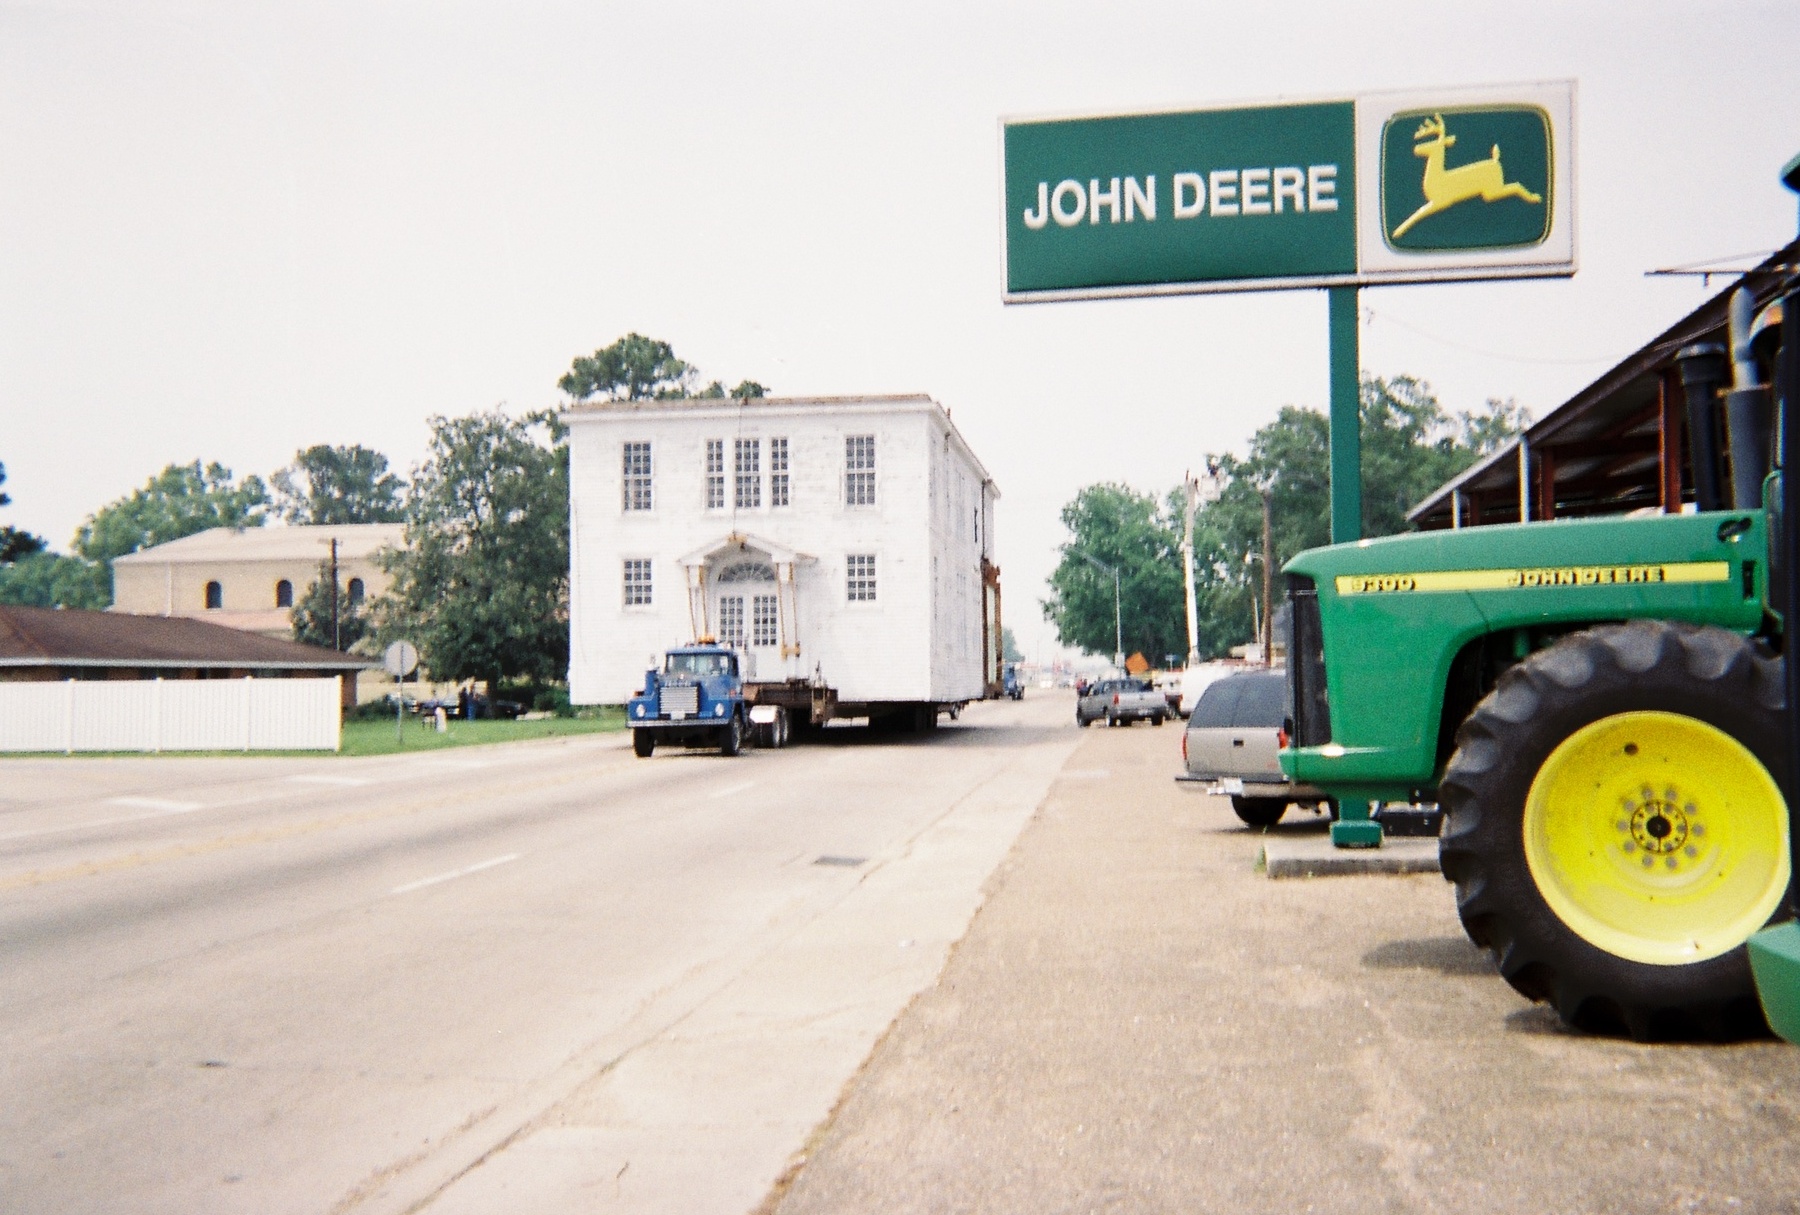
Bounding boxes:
[713,559,782,681]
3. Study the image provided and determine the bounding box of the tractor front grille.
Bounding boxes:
[1286,575,1332,746]
[661,684,700,716]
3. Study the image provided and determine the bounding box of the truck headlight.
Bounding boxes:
[714,703,725,717]
[636,705,646,717]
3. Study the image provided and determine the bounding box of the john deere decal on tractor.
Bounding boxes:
[1281,154,1800,1041]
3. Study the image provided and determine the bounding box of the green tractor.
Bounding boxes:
[1279,156,1800,1041]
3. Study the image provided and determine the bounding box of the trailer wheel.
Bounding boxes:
[1232,796,1287,828]
[1439,621,1792,1040]
[720,713,743,757]
[632,729,655,759]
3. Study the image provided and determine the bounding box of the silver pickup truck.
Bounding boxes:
[1178,669,1328,827]
[1076,678,1169,727]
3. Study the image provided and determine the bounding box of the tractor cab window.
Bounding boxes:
[666,652,734,677]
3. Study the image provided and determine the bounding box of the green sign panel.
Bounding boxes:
[1002,82,1575,302]
[1004,102,1355,296]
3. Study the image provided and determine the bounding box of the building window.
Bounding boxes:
[719,596,745,647]
[769,437,789,507]
[622,442,654,512]
[347,577,365,604]
[846,554,877,602]
[204,581,223,609]
[752,595,778,646]
[845,435,876,506]
[623,559,653,606]
[705,439,725,510]
[275,579,293,608]
[734,438,761,509]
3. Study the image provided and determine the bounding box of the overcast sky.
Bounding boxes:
[3,0,1798,661]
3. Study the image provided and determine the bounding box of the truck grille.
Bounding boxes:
[661,684,700,716]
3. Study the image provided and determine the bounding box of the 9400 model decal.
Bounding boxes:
[1335,561,1731,596]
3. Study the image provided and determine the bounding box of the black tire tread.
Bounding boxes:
[1439,620,1787,1041]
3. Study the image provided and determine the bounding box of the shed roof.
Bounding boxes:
[112,523,405,566]
[0,606,372,671]
[1408,237,1800,529]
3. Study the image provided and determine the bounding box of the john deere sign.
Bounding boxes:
[1003,81,1574,301]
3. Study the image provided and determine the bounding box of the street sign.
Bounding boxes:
[1002,81,1574,302]
[383,641,419,679]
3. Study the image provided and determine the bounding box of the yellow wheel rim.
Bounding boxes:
[1523,711,1790,966]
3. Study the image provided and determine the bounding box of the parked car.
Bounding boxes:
[1178,669,1328,827]
[1076,678,1168,727]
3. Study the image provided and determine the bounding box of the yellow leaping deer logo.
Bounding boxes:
[1392,113,1542,239]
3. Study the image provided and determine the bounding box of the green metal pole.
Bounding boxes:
[1328,285,1361,545]
[1326,284,1381,848]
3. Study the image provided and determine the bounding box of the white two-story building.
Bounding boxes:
[566,394,1001,720]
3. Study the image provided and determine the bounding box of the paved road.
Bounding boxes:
[0,695,1080,1215]
[770,713,1800,1215]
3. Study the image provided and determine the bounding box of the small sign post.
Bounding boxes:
[383,640,420,746]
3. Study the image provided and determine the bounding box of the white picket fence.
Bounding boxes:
[0,677,342,753]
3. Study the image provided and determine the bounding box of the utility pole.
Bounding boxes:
[329,537,340,652]
[1080,552,1124,671]
[1261,485,1275,667]
[1180,461,1224,668]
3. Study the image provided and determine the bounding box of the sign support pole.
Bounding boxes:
[1328,285,1361,545]
[1326,284,1381,847]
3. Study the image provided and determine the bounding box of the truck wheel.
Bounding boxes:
[720,713,743,757]
[1232,796,1287,828]
[1152,712,1166,727]
[1439,621,1792,1040]
[632,729,655,758]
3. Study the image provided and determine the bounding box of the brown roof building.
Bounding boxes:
[0,606,372,708]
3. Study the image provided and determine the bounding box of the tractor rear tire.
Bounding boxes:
[1439,621,1792,1040]
[1232,796,1288,828]
[632,729,655,759]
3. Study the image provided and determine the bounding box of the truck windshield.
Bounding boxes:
[667,653,733,676]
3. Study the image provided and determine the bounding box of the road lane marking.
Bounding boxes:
[708,781,757,800]
[1059,769,1111,780]
[0,804,205,842]
[391,853,521,895]
[106,797,203,812]
[288,775,372,787]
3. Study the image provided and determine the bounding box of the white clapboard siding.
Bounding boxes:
[0,678,342,753]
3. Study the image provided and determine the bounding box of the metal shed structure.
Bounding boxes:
[1408,238,1799,530]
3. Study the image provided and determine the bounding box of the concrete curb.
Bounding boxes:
[1261,835,1440,878]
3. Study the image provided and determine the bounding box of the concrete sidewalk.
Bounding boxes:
[767,720,1800,1214]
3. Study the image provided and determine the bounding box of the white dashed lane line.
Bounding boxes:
[708,781,758,800]
[106,797,203,812]
[390,853,521,896]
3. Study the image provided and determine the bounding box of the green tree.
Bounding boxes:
[74,461,267,564]
[558,333,696,401]
[558,334,769,404]
[0,462,47,563]
[1181,376,1525,658]
[376,410,569,689]
[272,445,406,525]
[0,551,110,609]
[290,574,370,652]
[1000,626,1024,663]
[1042,483,1187,663]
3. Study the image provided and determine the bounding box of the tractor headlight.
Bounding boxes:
[714,703,725,717]
[635,705,646,717]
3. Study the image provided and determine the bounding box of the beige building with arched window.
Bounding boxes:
[111,524,405,639]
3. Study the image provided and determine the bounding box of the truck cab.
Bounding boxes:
[627,643,749,757]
